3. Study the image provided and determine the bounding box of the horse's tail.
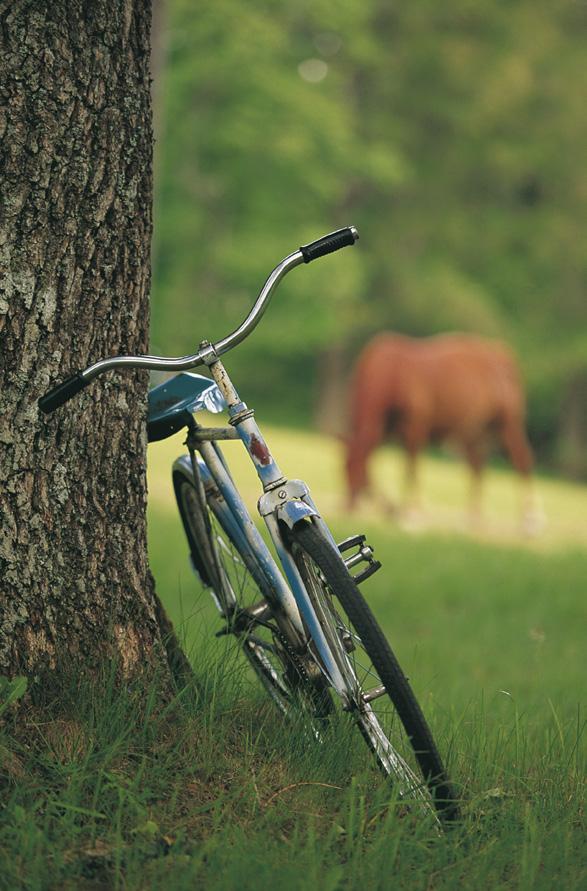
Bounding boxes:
[489,343,534,476]
[490,340,529,419]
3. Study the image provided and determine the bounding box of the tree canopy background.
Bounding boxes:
[151,0,587,474]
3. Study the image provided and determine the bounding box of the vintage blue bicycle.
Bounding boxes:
[39,228,458,825]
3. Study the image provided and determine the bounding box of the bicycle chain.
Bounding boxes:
[271,623,317,688]
[225,610,319,689]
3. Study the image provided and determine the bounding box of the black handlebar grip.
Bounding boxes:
[300,226,359,263]
[38,372,89,414]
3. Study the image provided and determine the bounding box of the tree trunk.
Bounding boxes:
[0,1,175,682]
[558,370,587,480]
[313,344,351,440]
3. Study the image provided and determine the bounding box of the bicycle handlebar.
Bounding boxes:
[39,226,359,414]
[300,227,358,263]
[38,372,90,414]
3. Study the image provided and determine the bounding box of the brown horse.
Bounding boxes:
[345,333,540,530]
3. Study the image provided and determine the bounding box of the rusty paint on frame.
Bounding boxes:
[250,434,271,466]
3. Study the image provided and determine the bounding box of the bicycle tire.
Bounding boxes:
[286,520,459,823]
[173,470,332,719]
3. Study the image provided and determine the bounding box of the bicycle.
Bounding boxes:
[39,227,458,826]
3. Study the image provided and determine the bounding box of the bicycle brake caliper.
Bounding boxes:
[337,534,382,586]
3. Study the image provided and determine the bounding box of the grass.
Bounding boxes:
[1,424,585,889]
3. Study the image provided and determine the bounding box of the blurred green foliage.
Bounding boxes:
[152,0,587,467]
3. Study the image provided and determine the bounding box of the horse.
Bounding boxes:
[344,332,541,531]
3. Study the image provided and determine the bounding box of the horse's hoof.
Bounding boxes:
[379,499,398,518]
[521,509,547,538]
[466,510,484,533]
[399,507,425,532]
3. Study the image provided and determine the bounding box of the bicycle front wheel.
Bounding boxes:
[286,520,458,823]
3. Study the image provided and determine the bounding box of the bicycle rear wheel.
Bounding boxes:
[286,520,458,823]
[173,469,332,719]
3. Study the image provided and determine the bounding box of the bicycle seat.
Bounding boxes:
[147,372,226,442]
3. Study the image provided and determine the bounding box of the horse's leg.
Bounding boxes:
[404,450,420,517]
[463,439,486,528]
[499,416,544,535]
[345,425,385,511]
[345,435,369,510]
[400,420,428,523]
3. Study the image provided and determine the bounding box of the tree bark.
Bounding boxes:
[0,1,173,682]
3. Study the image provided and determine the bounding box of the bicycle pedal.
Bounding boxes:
[337,534,382,586]
[353,559,382,585]
[337,534,366,554]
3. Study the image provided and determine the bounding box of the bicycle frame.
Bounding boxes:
[39,227,362,703]
[175,354,354,702]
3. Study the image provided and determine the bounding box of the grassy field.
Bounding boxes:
[1,425,585,889]
[147,425,586,887]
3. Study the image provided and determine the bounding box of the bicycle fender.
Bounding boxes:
[276,499,318,529]
[173,453,213,486]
